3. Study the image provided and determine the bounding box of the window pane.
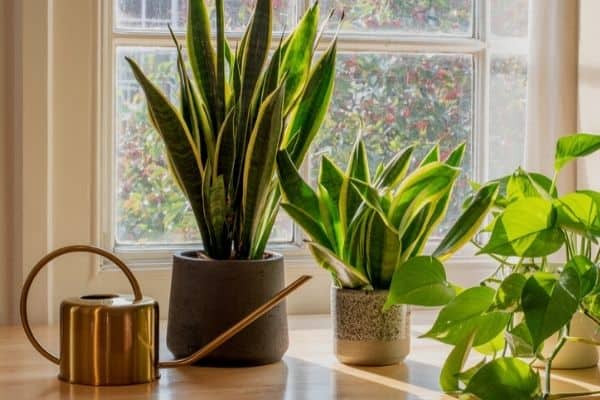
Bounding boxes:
[490,0,529,38]
[311,53,473,235]
[114,0,296,33]
[321,0,473,36]
[114,46,293,244]
[488,55,527,179]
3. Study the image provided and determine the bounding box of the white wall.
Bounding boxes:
[578,0,600,187]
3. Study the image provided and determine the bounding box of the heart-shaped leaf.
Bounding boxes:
[465,358,541,400]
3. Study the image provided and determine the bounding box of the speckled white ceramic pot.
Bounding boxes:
[331,287,410,366]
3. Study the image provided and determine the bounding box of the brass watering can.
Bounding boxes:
[20,245,310,386]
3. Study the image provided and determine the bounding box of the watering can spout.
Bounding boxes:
[20,245,312,385]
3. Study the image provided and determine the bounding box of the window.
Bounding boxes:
[104,0,529,260]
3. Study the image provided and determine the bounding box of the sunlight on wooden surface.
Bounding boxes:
[0,312,599,399]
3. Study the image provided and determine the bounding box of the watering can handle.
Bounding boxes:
[20,245,144,365]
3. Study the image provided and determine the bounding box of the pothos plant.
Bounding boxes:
[127,0,337,259]
[277,138,499,308]
[428,133,600,400]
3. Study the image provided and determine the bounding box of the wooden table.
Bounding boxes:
[1,312,600,399]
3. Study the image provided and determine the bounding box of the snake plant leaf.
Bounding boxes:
[214,107,236,192]
[281,202,332,250]
[343,207,369,276]
[418,143,440,167]
[350,178,394,227]
[187,0,218,125]
[126,58,211,243]
[422,286,510,347]
[444,143,467,167]
[433,182,500,260]
[238,0,271,136]
[319,156,345,207]
[440,330,476,393]
[348,139,370,182]
[318,184,343,254]
[284,40,337,165]
[240,84,284,258]
[480,197,564,257]
[464,358,541,400]
[206,174,230,259]
[251,184,280,257]
[400,204,437,260]
[215,0,226,125]
[392,163,460,237]
[307,241,371,289]
[556,191,600,237]
[555,133,600,172]
[385,256,455,309]
[373,145,414,190]
[277,150,321,222]
[522,268,580,352]
[278,2,319,112]
[364,211,402,288]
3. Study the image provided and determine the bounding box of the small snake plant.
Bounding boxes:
[126,0,337,259]
[277,139,499,308]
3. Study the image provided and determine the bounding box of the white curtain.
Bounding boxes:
[525,0,579,192]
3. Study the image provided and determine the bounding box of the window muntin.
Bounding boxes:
[108,0,529,252]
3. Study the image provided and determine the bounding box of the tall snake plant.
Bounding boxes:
[278,139,499,307]
[126,0,337,259]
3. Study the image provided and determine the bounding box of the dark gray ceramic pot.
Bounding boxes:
[166,251,288,366]
[332,287,410,366]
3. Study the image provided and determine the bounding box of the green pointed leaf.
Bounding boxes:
[434,182,499,260]
[444,143,467,167]
[419,143,440,166]
[187,0,217,124]
[555,133,600,172]
[348,139,370,183]
[318,184,342,254]
[385,256,455,308]
[465,358,541,400]
[522,268,580,351]
[373,145,414,190]
[281,202,332,250]
[480,197,564,257]
[277,150,320,221]
[364,211,401,289]
[307,241,370,289]
[319,156,345,207]
[126,57,211,251]
[279,2,319,111]
[240,85,284,258]
[284,40,337,164]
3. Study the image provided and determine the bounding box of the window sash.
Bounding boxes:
[101,0,527,267]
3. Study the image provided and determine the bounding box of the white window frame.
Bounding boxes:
[99,0,528,272]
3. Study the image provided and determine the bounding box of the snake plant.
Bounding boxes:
[277,138,500,307]
[126,0,337,259]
